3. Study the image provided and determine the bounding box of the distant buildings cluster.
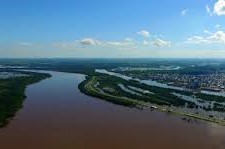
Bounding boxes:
[130,72,225,93]
[0,72,29,79]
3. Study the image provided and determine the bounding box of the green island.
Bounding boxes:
[0,71,51,127]
[79,73,225,126]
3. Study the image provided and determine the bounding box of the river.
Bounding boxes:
[0,71,225,149]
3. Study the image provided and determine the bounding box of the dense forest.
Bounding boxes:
[0,71,51,127]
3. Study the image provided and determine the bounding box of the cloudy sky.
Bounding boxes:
[0,0,225,58]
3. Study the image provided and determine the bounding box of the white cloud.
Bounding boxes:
[181,9,188,16]
[143,40,149,46]
[78,38,136,48]
[78,38,101,46]
[204,30,211,34]
[19,42,33,46]
[186,30,225,44]
[208,31,225,43]
[55,38,136,50]
[137,30,150,38]
[106,40,134,47]
[152,39,171,47]
[206,5,213,16]
[187,36,208,44]
[54,32,172,51]
[124,38,134,42]
[53,41,76,49]
[214,0,225,16]
[215,24,221,29]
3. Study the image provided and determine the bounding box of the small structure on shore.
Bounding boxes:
[150,105,157,110]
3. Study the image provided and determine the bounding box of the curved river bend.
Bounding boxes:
[0,71,225,149]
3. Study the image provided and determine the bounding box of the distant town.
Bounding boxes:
[136,72,225,93]
[112,67,225,93]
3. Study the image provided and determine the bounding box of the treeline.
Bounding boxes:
[79,73,225,112]
[0,72,51,127]
[79,74,195,108]
[78,76,137,107]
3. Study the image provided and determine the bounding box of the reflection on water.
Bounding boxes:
[201,90,225,97]
[0,71,225,149]
[95,69,184,91]
[118,84,143,96]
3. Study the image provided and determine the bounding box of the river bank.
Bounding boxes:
[79,74,225,126]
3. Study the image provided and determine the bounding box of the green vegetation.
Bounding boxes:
[79,73,225,126]
[195,93,225,103]
[78,75,147,108]
[78,74,196,107]
[213,103,225,112]
[1,58,223,75]
[0,71,51,127]
[1,58,225,126]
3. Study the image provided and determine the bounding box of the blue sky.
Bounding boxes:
[0,0,225,58]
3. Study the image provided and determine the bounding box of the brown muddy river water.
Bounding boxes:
[0,71,225,149]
